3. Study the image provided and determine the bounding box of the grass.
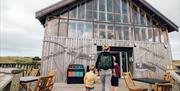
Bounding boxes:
[0,56,37,63]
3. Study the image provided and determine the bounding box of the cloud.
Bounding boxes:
[0,0,179,59]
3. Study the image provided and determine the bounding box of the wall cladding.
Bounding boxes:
[41,36,172,82]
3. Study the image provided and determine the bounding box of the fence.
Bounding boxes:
[0,62,41,76]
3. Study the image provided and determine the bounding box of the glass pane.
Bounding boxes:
[122,14,128,23]
[93,23,99,38]
[114,0,120,13]
[134,28,140,41]
[107,0,112,12]
[99,12,105,21]
[86,1,92,20]
[84,22,93,38]
[146,15,152,26]
[69,7,77,18]
[94,11,97,20]
[124,27,129,40]
[140,10,145,25]
[148,28,153,42]
[77,22,84,38]
[154,28,160,42]
[99,0,105,11]
[86,11,93,20]
[86,1,92,11]
[132,5,139,24]
[60,11,68,18]
[78,4,85,19]
[115,25,123,40]
[108,32,114,39]
[59,19,68,37]
[122,0,127,14]
[141,28,147,41]
[114,14,121,22]
[107,13,113,22]
[94,0,97,11]
[99,31,106,39]
[108,25,113,31]
[99,24,105,29]
[129,27,133,40]
[68,20,77,37]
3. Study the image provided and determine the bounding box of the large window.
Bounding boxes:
[69,7,77,19]
[68,20,93,38]
[52,0,166,43]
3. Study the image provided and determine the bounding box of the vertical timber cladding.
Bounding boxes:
[133,42,172,78]
[42,36,172,82]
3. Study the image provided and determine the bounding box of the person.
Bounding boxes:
[84,65,98,91]
[95,43,114,91]
[111,56,120,91]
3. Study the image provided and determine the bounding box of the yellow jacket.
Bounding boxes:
[84,71,97,86]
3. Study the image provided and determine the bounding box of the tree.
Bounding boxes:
[32,56,41,61]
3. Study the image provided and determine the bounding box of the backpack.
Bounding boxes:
[98,53,113,70]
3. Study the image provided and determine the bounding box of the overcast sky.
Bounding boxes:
[0,0,180,59]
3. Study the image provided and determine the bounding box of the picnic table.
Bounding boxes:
[133,78,169,91]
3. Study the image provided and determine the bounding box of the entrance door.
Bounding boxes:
[120,51,129,72]
[97,46,133,78]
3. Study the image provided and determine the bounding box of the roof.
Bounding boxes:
[36,0,178,32]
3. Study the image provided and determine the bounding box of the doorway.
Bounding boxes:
[97,46,133,78]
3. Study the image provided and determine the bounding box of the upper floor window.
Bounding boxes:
[140,10,146,25]
[114,0,121,14]
[99,0,105,11]
[132,4,139,24]
[69,7,77,19]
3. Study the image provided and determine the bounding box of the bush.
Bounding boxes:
[32,56,41,61]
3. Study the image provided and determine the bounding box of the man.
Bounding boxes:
[95,43,114,91]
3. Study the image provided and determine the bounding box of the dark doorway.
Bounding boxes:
[97,46,133,78]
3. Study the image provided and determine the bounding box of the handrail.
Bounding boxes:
[0,62,41,76]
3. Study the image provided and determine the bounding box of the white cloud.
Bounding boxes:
[0,0,61,56]
[0,0,179,59]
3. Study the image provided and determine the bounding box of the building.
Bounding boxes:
[36,0,178,82]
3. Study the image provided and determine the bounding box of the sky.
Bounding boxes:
[0,0,180,59]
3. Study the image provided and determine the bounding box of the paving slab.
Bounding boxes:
[52,79,148,91]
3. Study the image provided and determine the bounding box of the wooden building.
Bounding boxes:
[36,0,178,82]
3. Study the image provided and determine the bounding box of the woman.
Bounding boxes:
[111,56,120,91]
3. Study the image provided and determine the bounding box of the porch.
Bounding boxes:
[1,69,180,91]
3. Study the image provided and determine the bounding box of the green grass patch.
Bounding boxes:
[0,56,40,63]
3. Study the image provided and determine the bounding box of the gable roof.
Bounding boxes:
[36,0,178,32]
